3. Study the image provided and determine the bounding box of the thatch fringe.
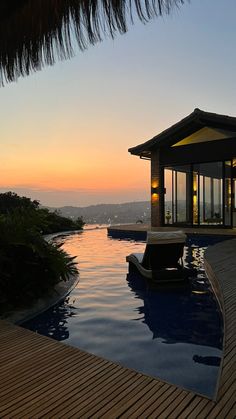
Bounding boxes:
[0,0,185,85]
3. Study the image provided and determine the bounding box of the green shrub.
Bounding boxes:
[0,192,85,234]
[0,193,80,313]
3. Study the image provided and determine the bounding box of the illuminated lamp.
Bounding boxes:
[151,186,159,194]
[151,192,159,203]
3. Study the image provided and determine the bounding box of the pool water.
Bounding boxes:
[23,228,223,398]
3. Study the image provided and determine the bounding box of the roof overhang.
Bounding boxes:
[129,108,236,157]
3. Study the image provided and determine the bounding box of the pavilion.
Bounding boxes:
[129,108,236,228]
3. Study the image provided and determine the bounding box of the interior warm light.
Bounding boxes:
[192,290,207,295]
[151,193,159,203]
[151,180,159,189]
[193,173,198,223]
[225,178,232,207]
[151,178,159,201]
[151,187,159,195]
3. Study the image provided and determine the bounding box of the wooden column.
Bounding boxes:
[151,149,164,227]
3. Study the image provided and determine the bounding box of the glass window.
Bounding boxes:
[193,162,223,225]
[164,169,173,224]
[164,165,191,225]
[224,161,232,226]
[165,162,226,226]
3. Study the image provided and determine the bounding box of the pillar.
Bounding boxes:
[151,149,164,227]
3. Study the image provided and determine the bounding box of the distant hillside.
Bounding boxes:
[47,201,151,225]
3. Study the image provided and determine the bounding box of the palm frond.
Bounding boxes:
[0,0,186,85]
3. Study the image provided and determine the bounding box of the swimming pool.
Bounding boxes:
[23,228,223,398]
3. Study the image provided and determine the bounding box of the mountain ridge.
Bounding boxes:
[46,201,151,225]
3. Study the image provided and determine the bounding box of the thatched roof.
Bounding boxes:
[0,0,185,85]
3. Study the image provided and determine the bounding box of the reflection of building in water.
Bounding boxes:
[126,264,223,350]
[23,297,77,341]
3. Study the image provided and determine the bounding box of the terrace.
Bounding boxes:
[0,5,235,417]
[0,232,235,417]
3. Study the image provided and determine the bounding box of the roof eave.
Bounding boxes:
[129,108,236,156]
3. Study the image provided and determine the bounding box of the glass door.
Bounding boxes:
[164,165,191,225]
[232,160,236,227]
[224,161,232,226]
[193,162,223,226]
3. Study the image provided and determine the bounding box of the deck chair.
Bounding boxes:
[126,230,188,283]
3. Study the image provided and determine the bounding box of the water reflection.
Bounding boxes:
[23,230,224,398]
[127,271,222,349]
[24,297,77,341]
[126,245,223,350]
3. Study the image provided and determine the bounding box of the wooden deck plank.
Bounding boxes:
[195,383,235,419]
[41,366,132,418]
[0,352,105,409]
[133,385,177,417]
[99,379,158,419]
[209,399,236,419]
[217,372,236,400]
[68,374,149,417]
[22,362,129,417]
[120,382,170,419]
[148,389,188,418]
[2,358,116,417]
[118,381,165,418]
[176,395,209,418]
[48,372,142,418]
[0,340,67,372]
[225,334,236,350]
[0,349,88,400]
[157,391,196,418]
[0,338,86,370]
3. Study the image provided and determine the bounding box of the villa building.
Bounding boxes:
[129,109,236,228]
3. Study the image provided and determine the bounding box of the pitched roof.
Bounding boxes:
[128,108,236,156]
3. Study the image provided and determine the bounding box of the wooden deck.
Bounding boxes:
[0,239,235,417]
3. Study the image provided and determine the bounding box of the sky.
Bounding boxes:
[1,0,236,207]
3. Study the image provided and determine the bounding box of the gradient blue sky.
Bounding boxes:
[1,0,236,207]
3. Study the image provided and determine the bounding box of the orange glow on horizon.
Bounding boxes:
[0,82,151,203]
[0,149,149,192]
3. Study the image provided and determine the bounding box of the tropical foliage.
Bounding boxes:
[0,192,81,313]
[0,191,85,233]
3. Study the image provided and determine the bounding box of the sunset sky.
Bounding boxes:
[1,0,236,207]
